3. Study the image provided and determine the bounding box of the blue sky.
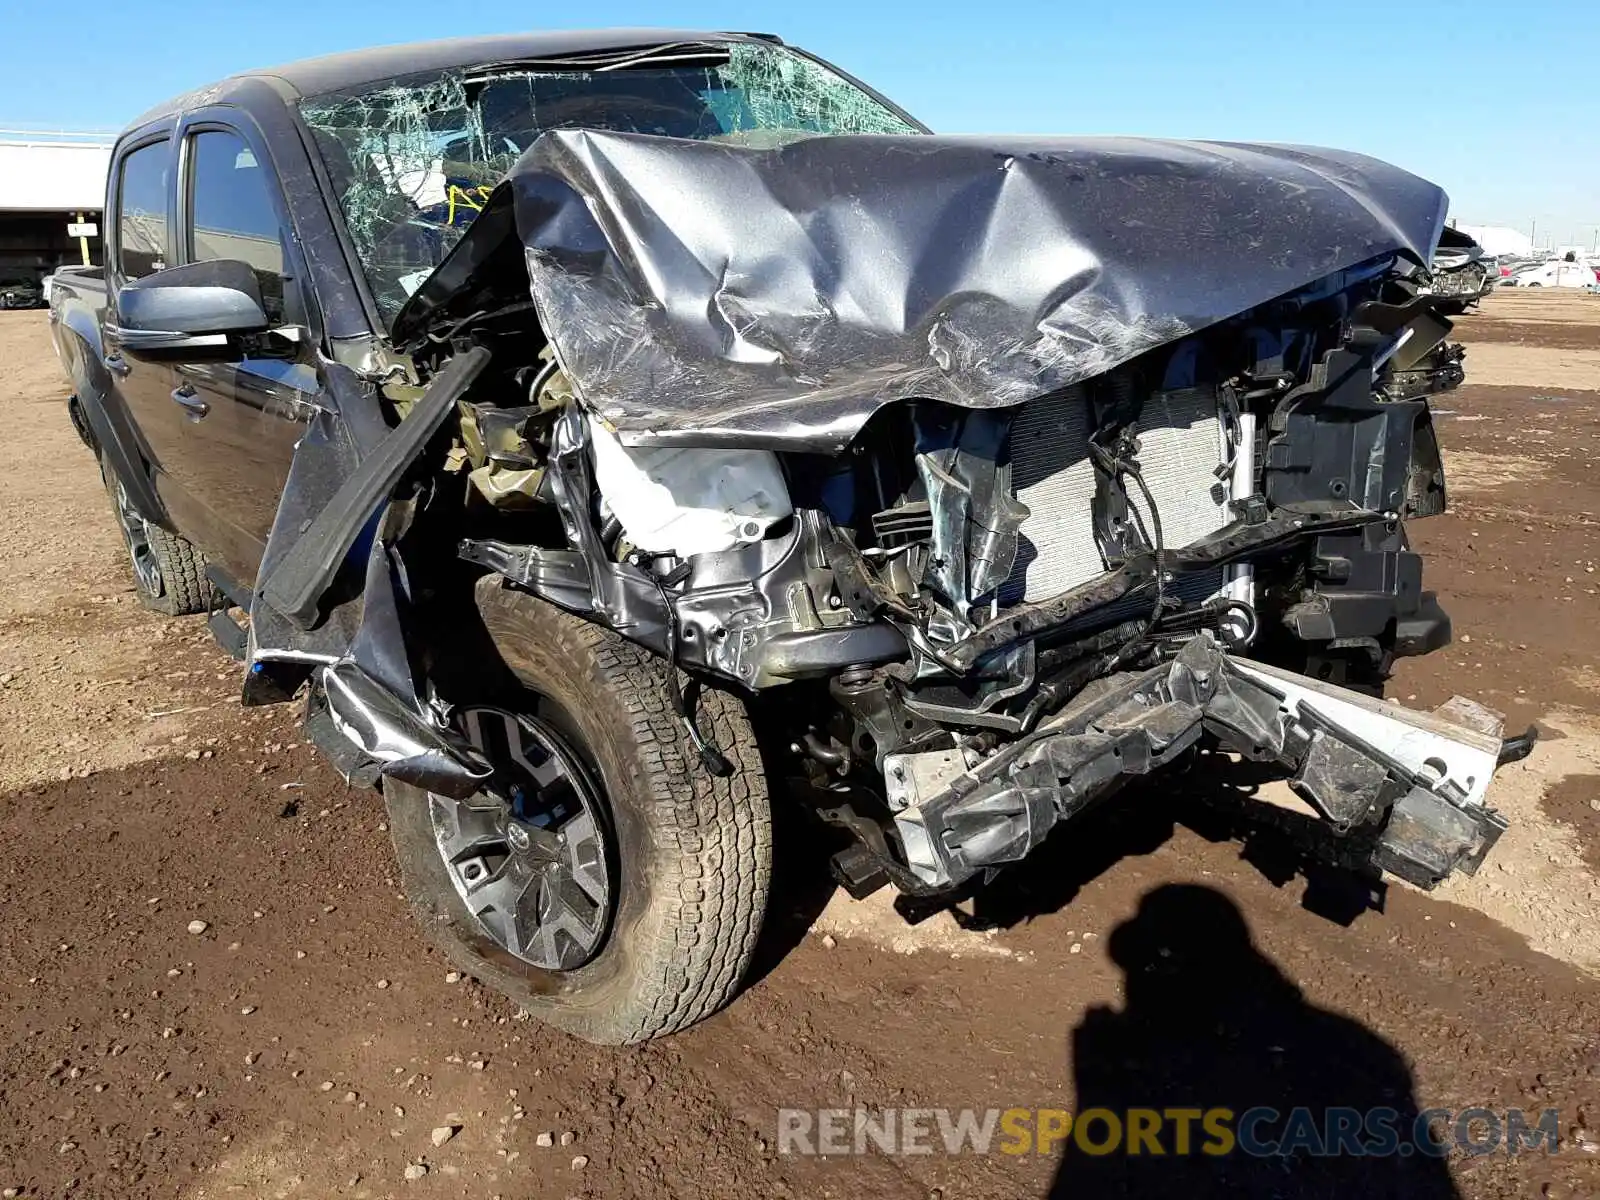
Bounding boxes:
[2,0,1594,246]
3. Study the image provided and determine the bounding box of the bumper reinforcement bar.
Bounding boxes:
[887,635,1514,891]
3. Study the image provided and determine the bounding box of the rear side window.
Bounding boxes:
[187,130,285,320]
[117,141,169,279]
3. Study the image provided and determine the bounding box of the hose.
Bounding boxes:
[650,561,733,778]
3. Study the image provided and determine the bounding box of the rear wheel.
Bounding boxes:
[101,454,215,615]
[385,580,772,1044]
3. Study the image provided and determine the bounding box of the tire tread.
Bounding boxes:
[99,453,217,616]
[145,523,216,615]
[472,582,771,1043]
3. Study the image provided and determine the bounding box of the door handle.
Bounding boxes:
[103,352,131,378]
[171,384,210,422]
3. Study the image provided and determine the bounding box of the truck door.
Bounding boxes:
[103,135,207,534]
[163,121,320,588]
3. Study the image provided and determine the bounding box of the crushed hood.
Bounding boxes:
[397,130,1447,451]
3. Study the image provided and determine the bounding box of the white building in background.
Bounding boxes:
[1452,224,1534,258]
[0,133,113,291]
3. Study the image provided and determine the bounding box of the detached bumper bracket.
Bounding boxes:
[1373,786,1509,888]
[892,635,1508,891]
[1497,726,1538,766]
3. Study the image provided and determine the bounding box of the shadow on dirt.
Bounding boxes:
[745,787,848,989]
[954,750,1390,933]
[1051,883,1459,1198]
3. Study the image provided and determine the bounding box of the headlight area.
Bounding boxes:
[459,399,911,691]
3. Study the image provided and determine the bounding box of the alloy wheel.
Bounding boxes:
[111,477,163,597]
[428,706,613,970]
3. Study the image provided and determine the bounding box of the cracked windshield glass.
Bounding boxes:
[299,41,920,323]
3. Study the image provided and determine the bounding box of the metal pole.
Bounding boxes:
[76,211,89,266]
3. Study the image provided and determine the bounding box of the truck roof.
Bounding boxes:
[128,28,777,129]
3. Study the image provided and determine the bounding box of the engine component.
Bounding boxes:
[455,400,547,508]
[1005,385,1231,603]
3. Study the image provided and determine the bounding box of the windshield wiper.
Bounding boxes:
[465,41,731,80]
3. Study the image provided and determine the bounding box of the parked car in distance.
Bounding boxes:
[1502,258,1599,288]
[0,277,45,309]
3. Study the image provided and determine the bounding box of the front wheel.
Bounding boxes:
[384,580,772,1044]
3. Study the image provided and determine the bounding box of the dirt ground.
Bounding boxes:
[2,290,1599,1200]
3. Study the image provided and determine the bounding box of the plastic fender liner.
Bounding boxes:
[258,345,491,630]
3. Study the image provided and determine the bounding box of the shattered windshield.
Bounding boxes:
[299,41,921,325]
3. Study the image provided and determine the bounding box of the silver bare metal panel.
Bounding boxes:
[442,129,1451,451]
[1004,387,1228,603]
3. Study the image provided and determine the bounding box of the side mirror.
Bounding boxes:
[115,259,270,351]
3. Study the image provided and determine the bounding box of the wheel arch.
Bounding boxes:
[58,321,170,528]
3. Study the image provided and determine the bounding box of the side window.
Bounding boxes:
[188,130,286,321]
[117,140,169,279]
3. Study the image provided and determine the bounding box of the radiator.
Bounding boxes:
[1002,386,1230,603]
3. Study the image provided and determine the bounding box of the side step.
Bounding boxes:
[204,564,253,662]
[206,610,248,661]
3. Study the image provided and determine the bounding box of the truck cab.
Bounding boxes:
[70,98,331,590]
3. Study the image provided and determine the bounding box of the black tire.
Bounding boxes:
[100,453,216,616]
[384,578,772,1044]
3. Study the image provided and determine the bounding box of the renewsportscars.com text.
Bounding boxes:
[776,1106,1562,1158]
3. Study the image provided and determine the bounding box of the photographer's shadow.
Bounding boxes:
[1051,884,1459,1198]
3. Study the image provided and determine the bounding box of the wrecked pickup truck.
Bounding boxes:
[50,29,1532,1044]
